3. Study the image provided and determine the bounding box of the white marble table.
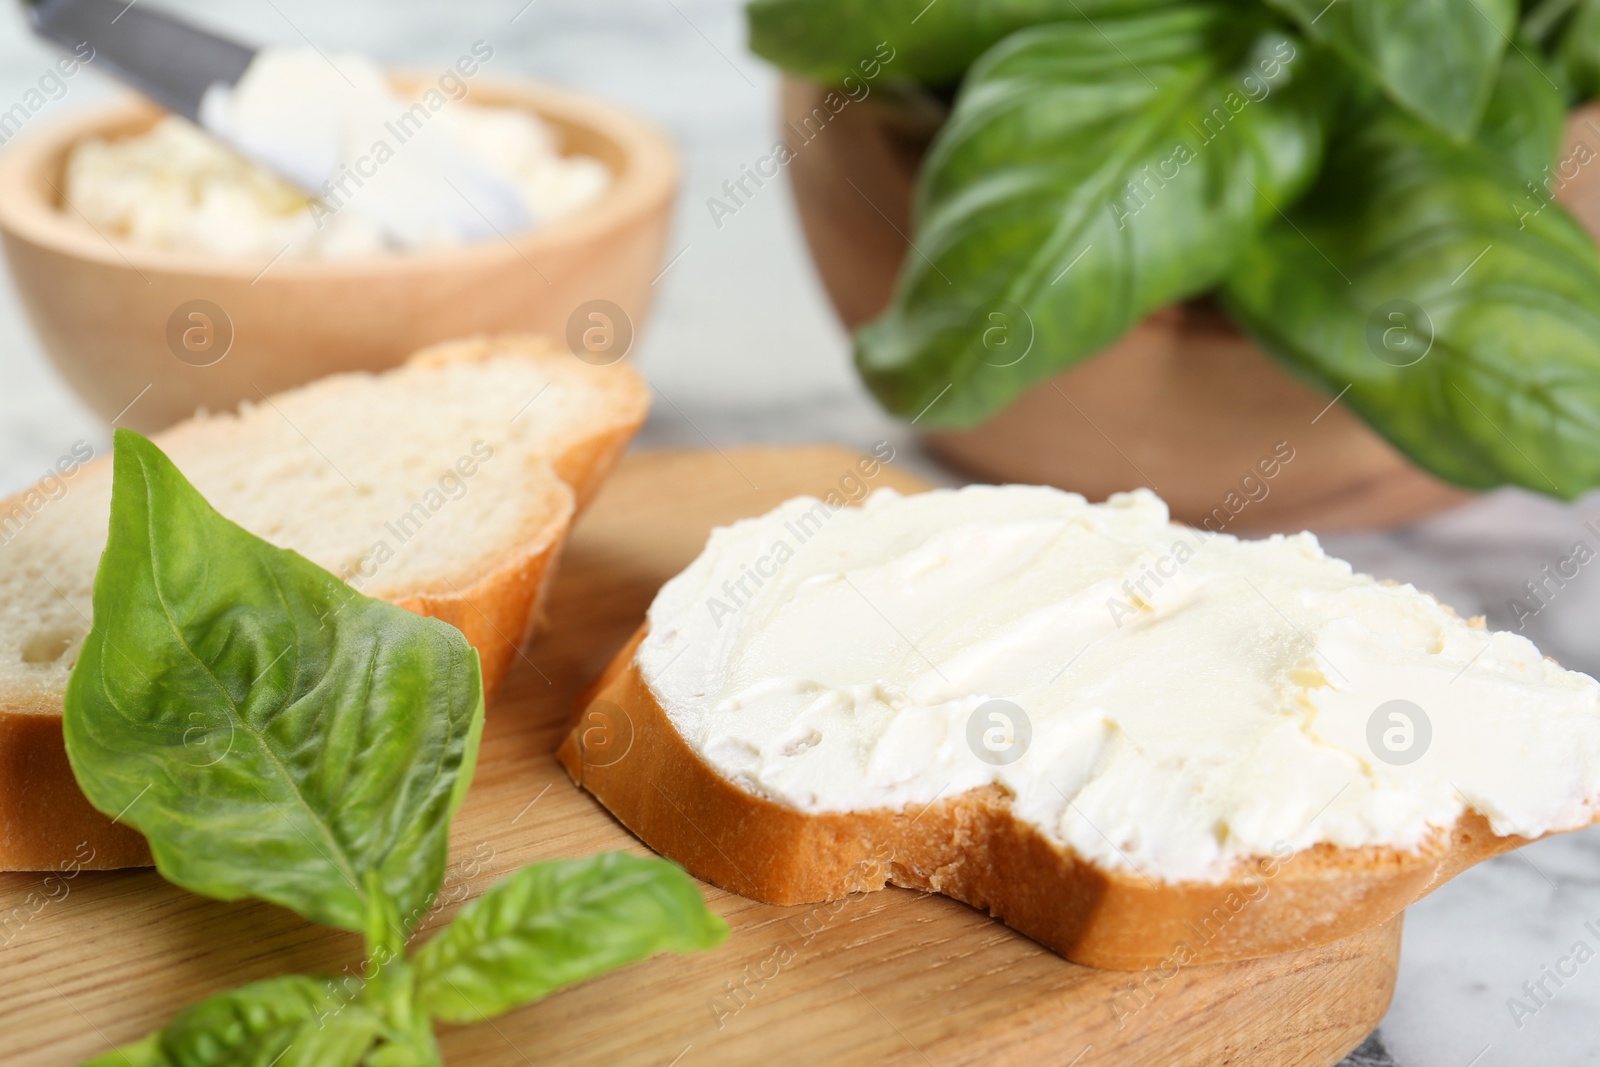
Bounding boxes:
[1,2,1597,1064]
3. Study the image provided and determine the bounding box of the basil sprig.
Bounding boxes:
[68,432,727,1067]
[750,0,1600,499]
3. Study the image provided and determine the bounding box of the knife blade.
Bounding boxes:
[26,0,254,123]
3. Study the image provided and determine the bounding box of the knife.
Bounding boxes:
[22,0,532,244]
[26,0,254,124]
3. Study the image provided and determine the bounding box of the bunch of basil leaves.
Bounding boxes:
[64,431,726,1067]
[749,0,1600,497]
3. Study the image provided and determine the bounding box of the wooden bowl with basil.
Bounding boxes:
[752,0,1600,532]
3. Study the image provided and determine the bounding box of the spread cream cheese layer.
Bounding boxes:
[637,486,1600,884]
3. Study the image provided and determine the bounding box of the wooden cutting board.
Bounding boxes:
[0,446,1398,1066]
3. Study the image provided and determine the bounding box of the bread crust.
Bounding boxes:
[560,625,1550,970]
[0,334,646,872]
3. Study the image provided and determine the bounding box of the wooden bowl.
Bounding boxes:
[0,78,678,433]
[781,80,1600,531]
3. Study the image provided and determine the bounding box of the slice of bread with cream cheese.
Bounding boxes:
[559,485,1600,968]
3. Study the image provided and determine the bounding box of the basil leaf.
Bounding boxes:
[158,976,351,1062]
[270,1017,381,1067]
[1477,34,1569,182]
[855,7,1330,427]
[1223,108,1600,497]
[1563,2,1600,97]
[83,1036,167,1067]
[83,977,375,1067]
[746,0,1179,86]
[413,854,728,1024]
[63,431,486,935]
[1266,0,1516,139]
[1526,0,1600,99]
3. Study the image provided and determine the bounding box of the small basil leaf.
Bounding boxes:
[855,7,1330,427]
[1477,34,1570,183]
[365,1043,442,1067]
[83,1035,168,1067]
[63,431,486,935]
[746,0,1180,86]
[80,977,374,1067]
[1266,0,1516,139]
[160,976,355,1066]
[1223,107,1600,497]
[272,1015,381,1067]
[413,854,729,1024]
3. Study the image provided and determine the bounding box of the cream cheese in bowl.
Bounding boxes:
[61,46,610,257]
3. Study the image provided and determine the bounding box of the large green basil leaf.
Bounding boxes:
[746,0,1179,86]
[1477,34,1569,183]
[855,7,1330,427]
[63,431,485,935]
[1267,0,1516,139]
[1223,109,1600,497]
[83,977,377,1067]
[413,854,728,1024]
